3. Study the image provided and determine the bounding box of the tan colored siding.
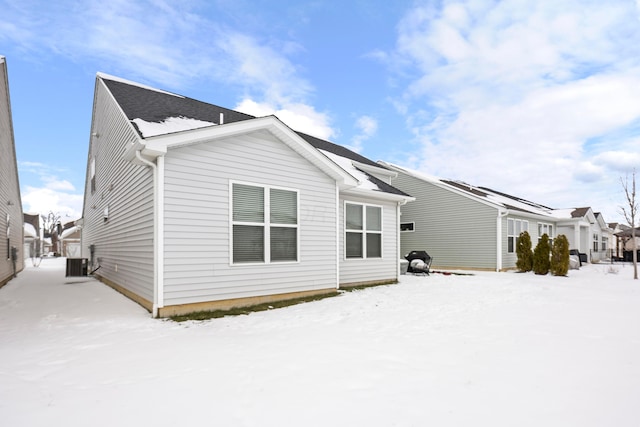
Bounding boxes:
[0,59,24,286]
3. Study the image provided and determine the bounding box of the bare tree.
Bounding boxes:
[620,169,638,280]
[41,211,62,254]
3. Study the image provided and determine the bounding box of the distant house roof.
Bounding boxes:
[380,162,613,221]
[615,226,640,237]
[98,73,409,199]
[571,207,591,218]
[382,162,557,218]
[23,222,37,238]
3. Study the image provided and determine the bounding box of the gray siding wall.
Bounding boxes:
[162,129,338,306]
[81,82,155,302]
[393,172,499,270]
[0,59,24,285]
[338,194,399,285]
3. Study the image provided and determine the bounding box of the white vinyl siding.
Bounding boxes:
[162,129,337,306]
[81,81,155,303]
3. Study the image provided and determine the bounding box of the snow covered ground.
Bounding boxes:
[1,257,640,426]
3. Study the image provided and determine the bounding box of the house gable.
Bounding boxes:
[0,56,24,286]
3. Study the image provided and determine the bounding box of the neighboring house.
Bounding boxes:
[60,221,81,257]
[80,74,412,317]
[23,221,37,262]
[379,162,559,271]
[23,213,41,260]
[609,223,627,260]
[554,207,611,263]
[614,225,640,261]
[596,213,613,261]
[0,56,24,288]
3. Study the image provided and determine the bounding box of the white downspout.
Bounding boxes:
[156,155,165,310]
[496,210,508,272]
[135,150,163,317]
[335,182,340,289]
[396,200,407,280]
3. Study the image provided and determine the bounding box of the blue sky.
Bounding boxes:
[1,0,639,225]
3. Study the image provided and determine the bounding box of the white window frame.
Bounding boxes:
[344,202,383,260]
[507,218,529,253]
[593,233,599,253]
[538,222,554,243]
[230,180,299,265]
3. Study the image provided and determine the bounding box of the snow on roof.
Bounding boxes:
[383,162,559,217]
[132,116,216,138]
[97,72,184,98]
[551,208,578,219]
[23,222,37,238]
[60,225,79,239]
[320,150,379,191]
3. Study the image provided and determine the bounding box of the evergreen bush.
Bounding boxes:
[533,234,551,275]
[516,231,533,272]
[550,234,570,276]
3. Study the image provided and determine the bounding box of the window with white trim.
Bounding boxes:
[345,203,382,259]
[593,233,599,252]
[507,218,529,253]
[538,222,554,243]
[602,236,608,252]
[231,182,298,264]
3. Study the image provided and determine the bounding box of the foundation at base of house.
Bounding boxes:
[95,274,341,318]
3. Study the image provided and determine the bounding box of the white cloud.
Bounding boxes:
[386,0,640,223]
[594,151,640,172]
[348,115,378,153]
[235,99,335,140]
[22,186,83,220]
[19,162,83,219]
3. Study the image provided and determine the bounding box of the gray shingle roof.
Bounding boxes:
[100,74,408,197]
[102,78,253,129]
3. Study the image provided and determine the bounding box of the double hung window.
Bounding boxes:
[538,223,554,244]
[507,218,529,253]
[232,182,298,264]
[345,203,382,259]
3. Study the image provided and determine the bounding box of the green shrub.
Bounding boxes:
[550,234,570,276]
[533,234,551,275]
[516,231,533,272]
